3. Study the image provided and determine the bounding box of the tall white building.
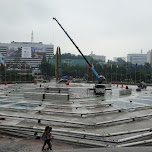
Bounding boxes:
[127,53,147,65]
[147,50,152,65]
[0,41,54,67]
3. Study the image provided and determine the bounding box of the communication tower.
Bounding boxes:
[31,30,34,43]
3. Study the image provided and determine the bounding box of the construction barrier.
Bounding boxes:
[119,88,132,95]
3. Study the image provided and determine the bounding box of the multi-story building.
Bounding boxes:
[147,50,152,65]
[50,58,87,66]
[127,53,147,65]
[113,57,126,62]
[0,41,54,67]
[89,52,106,63]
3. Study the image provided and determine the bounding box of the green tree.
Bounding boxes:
[41,62,51,79]
[42,54,47,63]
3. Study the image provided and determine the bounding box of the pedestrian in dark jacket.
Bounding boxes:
[42,126,52,151]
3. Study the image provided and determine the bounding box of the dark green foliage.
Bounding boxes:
[0,64,34,83]
[41,54,47,63]
[40,62,51,77]
[48,53,152,83]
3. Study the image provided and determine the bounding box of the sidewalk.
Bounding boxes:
[0,135,152,152]
[0,135,83,152]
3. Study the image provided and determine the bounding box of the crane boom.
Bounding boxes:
[53,17,102,83]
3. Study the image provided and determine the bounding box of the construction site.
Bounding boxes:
[0,81,152,152]
[0,18,152,152]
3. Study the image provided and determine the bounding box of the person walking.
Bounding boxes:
[42,126,53,151]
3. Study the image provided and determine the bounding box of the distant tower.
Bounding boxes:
[31,31,34,43]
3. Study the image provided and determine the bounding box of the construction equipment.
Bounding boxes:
[53,18,104,84]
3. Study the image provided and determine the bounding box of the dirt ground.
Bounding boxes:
[0,134,84,152]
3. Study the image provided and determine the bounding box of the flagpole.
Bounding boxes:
[10,62,11,83]
[140,66,141,82]
[10,68,11,82]
[0,63,1,82]
[130,67,131,84]
[20,63,21,83]
[151,66,152,81]
[92,70,93,82]
[121,65,122,82]
[126,63,127,82]
[5,68,6,82]
[116,66,117,83]
[25,63,26,83]
[14,64,16,83]
[106,67,107,83]
[111,64,112,83]
[145,66,147,82]
[29,64,31,82]
[87,66,88,82]
[106,64,108,84]
[135,66,136,84]
[5,62,6,82]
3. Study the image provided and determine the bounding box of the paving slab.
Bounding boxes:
[1,83,152,148]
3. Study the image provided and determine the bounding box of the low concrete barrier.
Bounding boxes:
[45,87,69,93]
[119,89,132,95]
[24,92,69,100]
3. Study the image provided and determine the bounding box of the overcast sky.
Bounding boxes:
[0,0,152,60]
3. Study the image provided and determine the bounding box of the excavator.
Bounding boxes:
[53,18,106,94]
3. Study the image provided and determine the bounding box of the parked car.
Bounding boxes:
[59,79,68,83]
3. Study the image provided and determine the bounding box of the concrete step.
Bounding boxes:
[54,147,152,152]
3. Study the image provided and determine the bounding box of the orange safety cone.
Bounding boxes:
[66,82,69,85]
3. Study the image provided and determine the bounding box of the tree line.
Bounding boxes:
[41,54,152,84]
